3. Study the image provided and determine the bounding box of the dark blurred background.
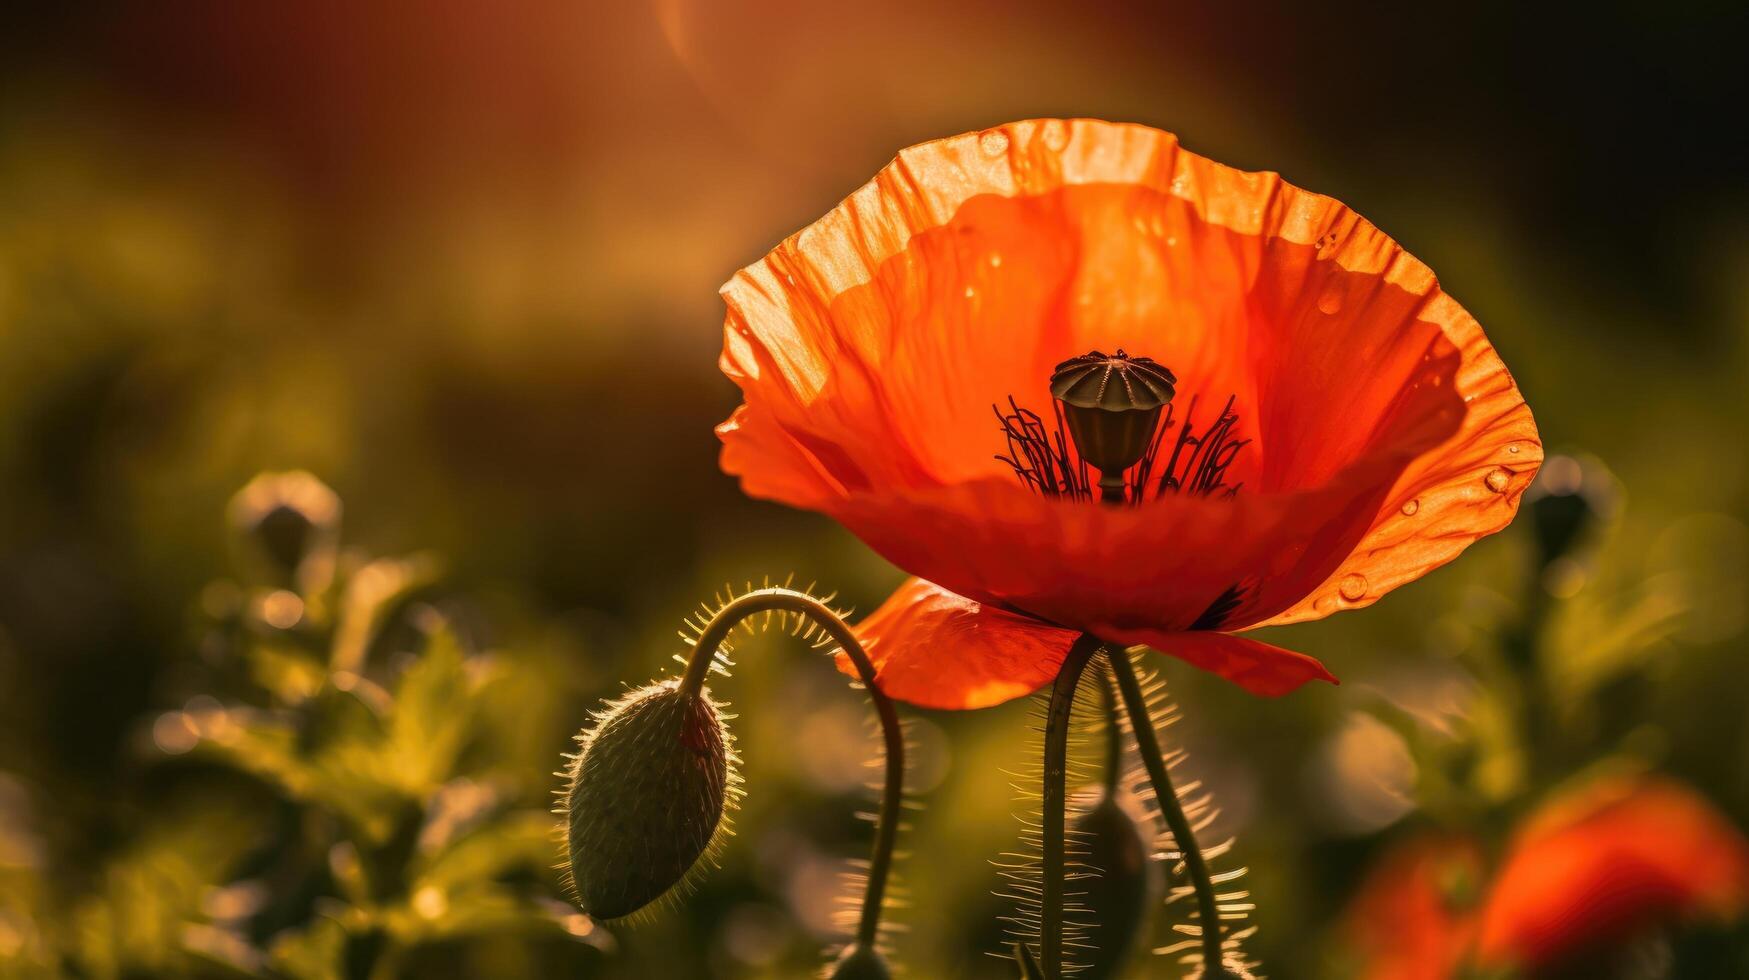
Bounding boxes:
[1,2,1745,977]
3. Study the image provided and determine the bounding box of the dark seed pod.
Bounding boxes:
[563,679,734,920]
[1051,349,1176,502]
[825,942,892,979]
[1072,787,1155,980]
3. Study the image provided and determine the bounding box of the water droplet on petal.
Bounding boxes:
[979,130,1010,156]
[1317,280,1344,315]
[963,285,977,300]
[1400,498,1421,516]
[1507,444,1520,454]
[989,253,1003,268]
[1040,119,1069,151]
[1484,467,1512,493]
[1165,236,1178,247]
[1338,573,1369,602]
[1314,595,1338,614]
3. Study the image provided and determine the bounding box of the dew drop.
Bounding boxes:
[1314,595,1338,614]
[1317,281,1344,315]
[1338,573,1369,602]
[963,285,977,300]
[1484,467,1512,493]
[1400,498,1421,516]
[979,130,1010,157]
[1507,444,1520,454]
[989,253,1003,268]
[1040,119,1069,151]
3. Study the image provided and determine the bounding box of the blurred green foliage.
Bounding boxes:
[2,473,606,978]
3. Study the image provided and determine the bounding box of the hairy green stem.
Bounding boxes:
[1108,648,1225,972]
[1096,664,1123,794]
[678,588,903,949]
[1039,633,1103,977]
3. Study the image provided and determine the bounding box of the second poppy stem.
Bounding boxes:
[1098,665,1123,795]
[1039,633,1102,978]
[1108,648,1226,974]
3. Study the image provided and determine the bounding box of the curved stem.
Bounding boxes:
[1108,648,1224,972]
[677,587,902,949]
[1039,633,1103,978]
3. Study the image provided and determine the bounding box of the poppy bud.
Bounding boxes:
[826,942,893,979]
[1051,350,1175,503]
[563,680,734,920]
[227,470,341,591]
[1070,787,1155,979]
[1525,453,1617,571]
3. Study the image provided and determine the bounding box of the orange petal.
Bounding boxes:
[819,441,1439,666]
[846,578,1077,710]
[1476,775,1749,969]
[715,403,845,507]
[720,119,1537,653]
[1098,626,1337,697]
[1255,286,1541,626]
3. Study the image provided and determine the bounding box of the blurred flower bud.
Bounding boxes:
[228,471,341,592]
[825,942,893,979]
[563,679,734,920]
[1525,453,1619,574]
[1070,787,1155,979]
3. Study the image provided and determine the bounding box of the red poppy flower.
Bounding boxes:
[717,119,1539,709]
[1343,776,1749,978]
[1476,774,1749,969]
[1343,836,1481,980]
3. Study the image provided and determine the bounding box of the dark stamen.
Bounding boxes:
[1189,582,1248,631]
[994,398,1091,502]
[1138,393,1251,499]
[997,384,1250,505]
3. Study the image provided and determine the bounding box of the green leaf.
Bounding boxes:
[383,624,474,794]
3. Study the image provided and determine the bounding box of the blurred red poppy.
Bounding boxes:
[1477,774,1749,969]
[717,119,1539,708]
[1344,776,1749,977]
[1345,836,1481,980]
